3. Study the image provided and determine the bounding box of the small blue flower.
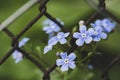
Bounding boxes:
[12,50,23,63]
[102,18,116,33]
[43,32,69,54]
[73,25,93,46]
[56,52,76,71]
[89,27,107,41]
[56,32,70,44]
[91,18,116,33]
[12,38,29,63]
[42,19,63,34]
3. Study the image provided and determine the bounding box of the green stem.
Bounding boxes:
[64,72,68,80]
[0,0,38,31]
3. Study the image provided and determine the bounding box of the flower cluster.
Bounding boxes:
[42,18,116,72]
[12,38,29,63]
[43,19,70,54]
[43,32,70,54]
[73,18,116,46]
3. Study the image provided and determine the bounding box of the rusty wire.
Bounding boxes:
[0,0,120,80]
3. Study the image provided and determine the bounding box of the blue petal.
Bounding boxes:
[12,50,23,63]
[48,37,58,45]
[68,61,76,69]
[60,52,67,59]
[76,38,84,46]
[43,26,53,33]
[61,64,69,71]
[59,38,67,44]
[64,32,70,37]
[19,38,29,47]
[110,23,116,29]
[101,33,107,39]
[68,53,76,61]
[88,28,94,35]
[93,37,101,42]
[85,36,92,44]
[79,25,87,33]
[73,32,81,38]
[56,59,64,66]
[54,26,61,32]
[43,45,53,54]
[12,50,19,59]
[42,19,51,25]
[95,19,102,26]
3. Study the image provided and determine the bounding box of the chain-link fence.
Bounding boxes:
[0,0,120,80]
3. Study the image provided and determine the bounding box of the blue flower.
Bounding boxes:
[42,19,63,34]
[91,18,116,33]
[89,27,107,41]
[12,50,23,63]
[43,32,69,54]
[12,38,29,63]
[102,18,116,33]
[73,25,93,46]
[56,52,76,71]
[56,32,70,44]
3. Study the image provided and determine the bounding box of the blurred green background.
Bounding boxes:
[0,0,120,80]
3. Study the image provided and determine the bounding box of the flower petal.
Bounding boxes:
[88,28,94,35]
[48,37,58,45]
[73,32,81,38]
[93,36,101,41]
[95,19,102,26]
[56,59,64,66]
[64,32,70,37]
[79,25,87,33]
[19,38,29,47]
[76,38,84,46]
[43,45,53,54]
[12,50,23,63]
[60,52,67,59]
[61,64,69,71]
[69,61,76,69]
[101,33,107,39]
[68,53,76,61]
[59,38,67,44]
[85,36,92,44]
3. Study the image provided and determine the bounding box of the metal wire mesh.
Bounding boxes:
[0,0,120,80]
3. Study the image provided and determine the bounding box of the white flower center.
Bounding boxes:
[64,59,69,64]
[81,33,86,38]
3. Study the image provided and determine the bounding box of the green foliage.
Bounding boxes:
[0,0,120,80]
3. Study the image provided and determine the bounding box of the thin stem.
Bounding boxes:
[0,0,38,31]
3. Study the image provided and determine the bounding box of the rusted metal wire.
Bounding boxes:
[0,0,120,80]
